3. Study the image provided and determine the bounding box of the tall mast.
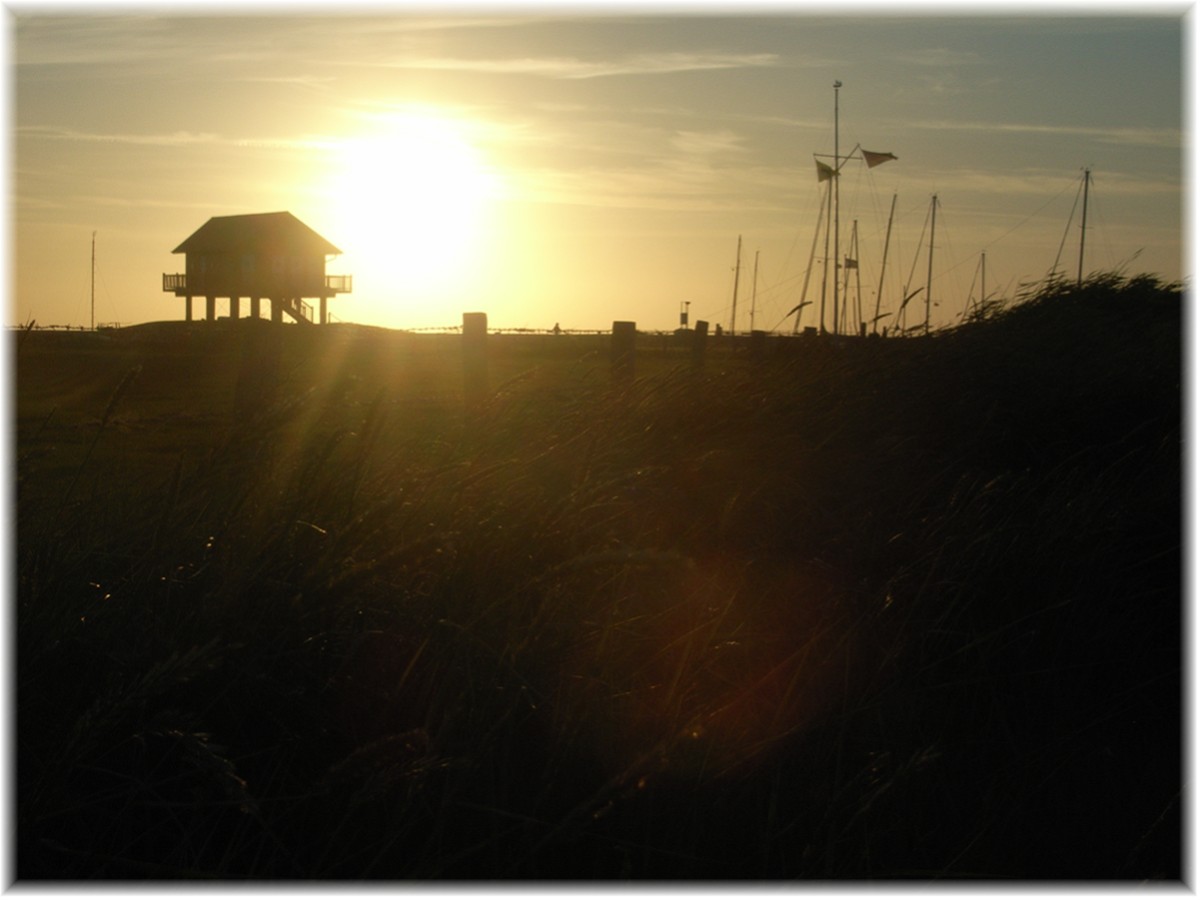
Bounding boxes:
[874,193,897,335]
[925,195,937,335]
[91,231,96,332]
[832,80,842,336]
[729,234,742,335]
[750,249,760,332]
[1077,167,1090,286]
[819,179,832,334]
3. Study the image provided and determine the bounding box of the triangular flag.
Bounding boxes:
[862,149,898,168]
[816,160,837,182]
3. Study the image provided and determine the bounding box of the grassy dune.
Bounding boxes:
[15,273,1181,879]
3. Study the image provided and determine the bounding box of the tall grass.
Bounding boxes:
[16,274,1181,879]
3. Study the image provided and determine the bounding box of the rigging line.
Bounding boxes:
[961,257,981,323]
[1050,171,1085,278]
[1083,173,1118,272]
[903,200,932,299]
[980,174,1078,253]
[95,251,120,323]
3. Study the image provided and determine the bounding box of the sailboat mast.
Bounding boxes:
[1077,167,1090,286]
[730,234,742,335]
[874,193,896,335]
[750,249,759,333]
[841,219,858,334]
[925,195,937,335]
[91,231,96,332]
[832,80,842,336]
[820,180,832,334]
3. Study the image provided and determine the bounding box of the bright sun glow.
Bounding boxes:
[326,110,501,324]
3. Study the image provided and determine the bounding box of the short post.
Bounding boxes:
[320,296,329,325]
[251,297,261,320]
[859,322,867,338]
[230,296,241,320]
[462,312,489,407]
[750,329,767,361]
[206,296,216,322]
[185,296,193,323]
[692,320,708,368]
[271,299,282,324]
[611,321,636,382]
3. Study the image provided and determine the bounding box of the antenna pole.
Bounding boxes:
[832,80,842,335]
[1077,167,1090,286]
[729,234,742,335]
[91,231,96,331]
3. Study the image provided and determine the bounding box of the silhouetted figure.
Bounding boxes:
[553,322,561,335]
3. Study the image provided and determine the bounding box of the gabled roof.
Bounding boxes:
[172,211,342,256]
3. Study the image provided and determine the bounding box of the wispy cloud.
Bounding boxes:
[17,125,220,146]
[889,48,983,67]
[17,124,338,152]
[367,51,780,79]
[899,119,1180,149]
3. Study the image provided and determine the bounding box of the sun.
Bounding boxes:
[325,110,501,324]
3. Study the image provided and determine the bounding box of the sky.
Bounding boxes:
[9,5,1188,333]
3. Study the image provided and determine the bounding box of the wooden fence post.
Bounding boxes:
[750,329,767,361]
[611,321,636,381]
[462,311,489,407]
[692,320,708,368]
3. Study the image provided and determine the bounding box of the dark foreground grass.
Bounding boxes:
[15,273,1181,880]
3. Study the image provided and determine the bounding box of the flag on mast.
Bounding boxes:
[816,160,837,182]
[861,149,898,168]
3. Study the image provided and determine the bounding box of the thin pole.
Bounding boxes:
[841,219,857,334]
[1077,167,1090,286]
[832,80,842,336]
[925,195,937,335]
[874,193,896,335]
[750,249,759,332]
[91,231,96,332]
[853,222,863,333]
[730,234,742,335]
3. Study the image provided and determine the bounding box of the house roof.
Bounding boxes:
[172,211,342,256]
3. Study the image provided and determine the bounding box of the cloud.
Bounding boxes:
[367,51,780,79]
[889,48,983,67]
[17,124,339,153]
[901,118,1180,149]
[670,130,746,156]
[17,125,220,146]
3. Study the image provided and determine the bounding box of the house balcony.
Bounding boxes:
[162,273,352,296]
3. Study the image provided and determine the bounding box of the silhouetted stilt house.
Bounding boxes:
[163,211,351,324]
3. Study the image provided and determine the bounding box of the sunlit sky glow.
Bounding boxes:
[11,6,1187,332]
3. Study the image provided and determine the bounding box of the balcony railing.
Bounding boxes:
[162,273,352,295]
